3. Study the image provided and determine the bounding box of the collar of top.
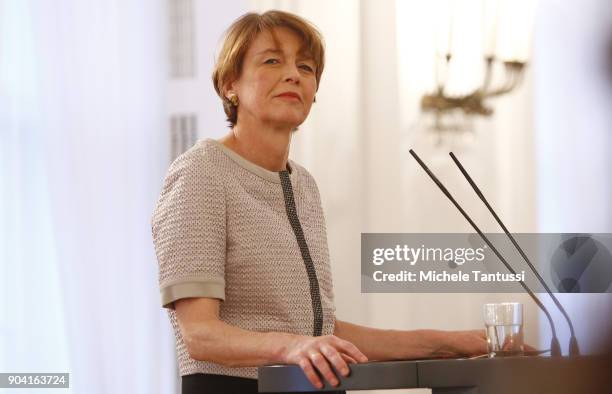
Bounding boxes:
[207,138,295,184]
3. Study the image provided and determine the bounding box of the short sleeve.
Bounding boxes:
[151,149,226,310]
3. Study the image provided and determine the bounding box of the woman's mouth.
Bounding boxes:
[276,92,301,101]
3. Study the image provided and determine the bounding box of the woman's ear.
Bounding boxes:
[223,79,239,99]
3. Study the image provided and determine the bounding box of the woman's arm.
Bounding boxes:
[176,297,283,367]
[333,319,487,361]
[174,298,368,389]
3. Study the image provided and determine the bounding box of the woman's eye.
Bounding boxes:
[299,64,314,72]
[264,58,279,64]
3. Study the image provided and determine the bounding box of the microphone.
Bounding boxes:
[408,149,562,357]
[448,151,579,356]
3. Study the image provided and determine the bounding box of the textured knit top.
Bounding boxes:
[151,138,337,379]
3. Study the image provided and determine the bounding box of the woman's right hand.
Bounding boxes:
[279,334,369,389]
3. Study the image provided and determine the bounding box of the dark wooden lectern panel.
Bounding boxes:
[258,355,611,393]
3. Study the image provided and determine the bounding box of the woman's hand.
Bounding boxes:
[279,334,368,389]
[440,329,489,358]
[447,329,538,357]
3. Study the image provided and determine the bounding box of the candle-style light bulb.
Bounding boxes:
[483,0,500,58]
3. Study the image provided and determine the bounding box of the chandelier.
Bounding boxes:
[419,0,535,131]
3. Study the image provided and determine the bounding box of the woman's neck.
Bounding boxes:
[219,122,292,172]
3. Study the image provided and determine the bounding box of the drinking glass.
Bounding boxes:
[483,302,524,357]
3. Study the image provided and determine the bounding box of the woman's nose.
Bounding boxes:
[283,64,300,83]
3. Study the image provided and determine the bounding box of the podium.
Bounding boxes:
[258,355,611,393]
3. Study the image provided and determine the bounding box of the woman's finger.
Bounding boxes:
[320,345,350,377]
[298,357,323,389]
[309,351,339,387]
[331,336,368,363]
[524,343,538,352]
[340,353,357,364]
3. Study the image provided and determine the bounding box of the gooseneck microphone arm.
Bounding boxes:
[409,149,562,357]
[449,151,579,356]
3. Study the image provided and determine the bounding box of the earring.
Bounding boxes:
[313,96,317,103]
[227,92,239,106]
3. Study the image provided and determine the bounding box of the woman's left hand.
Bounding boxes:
[442,329,488,358]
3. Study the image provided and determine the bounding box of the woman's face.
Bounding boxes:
[228,27,318,129]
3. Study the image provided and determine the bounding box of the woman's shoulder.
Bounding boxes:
[162,139,227,190]
[169,139,224,172]
[152,140,226,227]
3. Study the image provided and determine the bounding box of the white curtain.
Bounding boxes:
[0,1,177,393]
[533,0,612,355]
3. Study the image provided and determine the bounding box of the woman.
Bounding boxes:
[151,10,487,394]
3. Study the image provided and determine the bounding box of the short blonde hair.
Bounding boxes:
[212,10,325,127]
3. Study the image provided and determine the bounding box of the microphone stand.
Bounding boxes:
[409,149,562,357]
[449,151,579,356]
